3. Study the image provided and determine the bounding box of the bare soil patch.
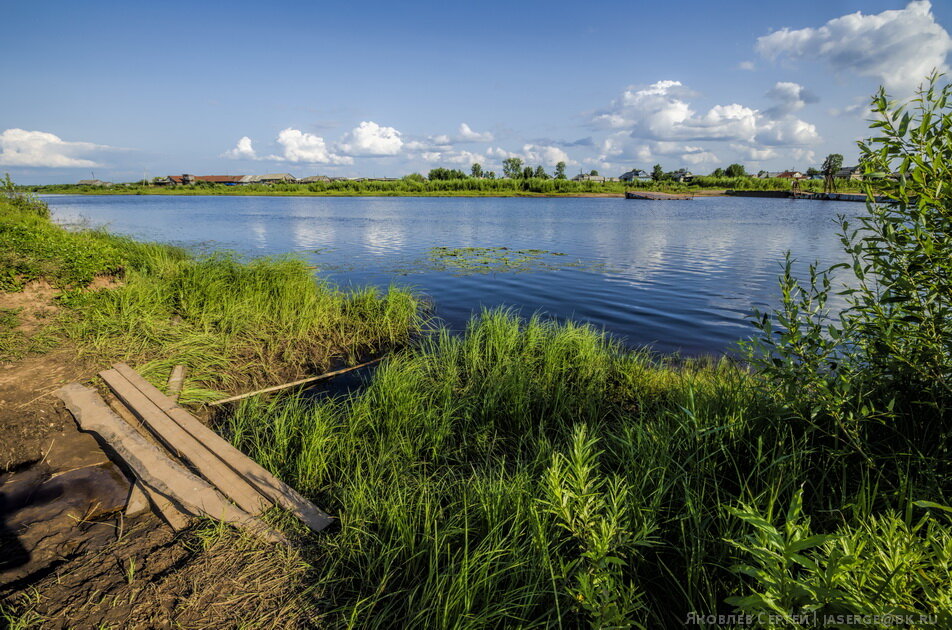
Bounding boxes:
[0,285,314,628]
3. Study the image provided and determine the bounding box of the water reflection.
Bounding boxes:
[43,194,861,355]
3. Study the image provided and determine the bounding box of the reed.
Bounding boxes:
[0,191,423,400]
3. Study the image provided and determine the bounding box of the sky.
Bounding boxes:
[2,0,951,184]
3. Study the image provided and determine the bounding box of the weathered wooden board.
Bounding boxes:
[166,365,187,402]
[100,369,272,517]
[112,363,334,532]
[56,383,285,543]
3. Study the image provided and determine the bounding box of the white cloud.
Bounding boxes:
[756,1,952,92]
[755,117,821,146]
[0,128,110,168]
[682,150,719,165]
[222,136,257,159]
[592,79,821,168]
[419,149,486,165]
[486,146,519,160]
[594,80,759,142]
[730,143,779,161]
[764,82,817,119]
[738,61,756,71]
[338,121,403,156]
[521,144,574,166]
[274,128,352,164]
[457,123,494,142]
[792,148,817,164]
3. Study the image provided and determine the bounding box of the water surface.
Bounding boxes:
[44,194,859,355]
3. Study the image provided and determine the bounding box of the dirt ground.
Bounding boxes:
[0,283,314,628]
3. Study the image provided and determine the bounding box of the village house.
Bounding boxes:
[668,169,693,183]
[619,169,651,182]
[572,174,606,182]
[297,175,331,184]
[240,174,297,184]
[76,179,111,187]
[835,166,863,180]
[776,171,806,180]
[156,175,244,186]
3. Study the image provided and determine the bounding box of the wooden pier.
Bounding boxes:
[625,191,693,200]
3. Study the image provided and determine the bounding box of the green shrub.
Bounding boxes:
[728,491,952,628]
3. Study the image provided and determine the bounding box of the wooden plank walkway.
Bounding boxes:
[625,191,693,200]
[55,363,334,540]
[56,383,286,543]
[110,363,334,532]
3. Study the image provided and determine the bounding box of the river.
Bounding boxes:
[44,194,860,355]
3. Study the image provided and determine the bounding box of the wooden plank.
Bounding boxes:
[109,393,192,527]
[166,365,187,402]
[207,358,382,406]
[112,363,334,532]
[100,369,273,518]
[55,383,284,543]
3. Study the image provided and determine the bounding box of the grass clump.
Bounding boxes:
[60,254,421,398]
[221,307,952,628]
[0,180,423,398]
[215,77,952,628]
[220,310,782,627]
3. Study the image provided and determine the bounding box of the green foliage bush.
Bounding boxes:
[734,74,952,626]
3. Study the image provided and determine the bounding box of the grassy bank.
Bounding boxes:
[217,309,951,628]
[26,175,867,198]
[3,79,950,628]
[0,177,421,400]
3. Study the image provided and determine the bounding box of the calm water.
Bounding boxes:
[44,194,859,356]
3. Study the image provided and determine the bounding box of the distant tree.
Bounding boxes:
[725,163,746,177]
[470,163,483,178]
[502,157,524,179]
[821,153,844,192]
[521,166,534,179]
[428,167,467,180]
[589,169,599,176]
[486,171,496,179]
[403,173,426,183]
[554,161,567,179]
[652,164,664,181]
[757,170,768,178]
[533,165,548,179]
[806,167,820,177]
[711,168,725,177]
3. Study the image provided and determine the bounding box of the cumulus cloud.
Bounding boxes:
[0,128,111,168]
[738,61,756,71]
[274,128,352,164]
[756,1,952,92]
[485,144,575,167]
[338,121,403,156]
[592,79,821,168]
[730,143,779,161]
[419,149,486,165]
[222,136,257,159]
[593,80,760,141]
[681,150,719,165]
[755,117,821,146]
[521,144,573,166]
[457,123,494,143]
[763,82,818,119]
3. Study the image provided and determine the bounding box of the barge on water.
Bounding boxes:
[625,191,693,200]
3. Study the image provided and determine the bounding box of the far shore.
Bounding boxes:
[36,188,731,198]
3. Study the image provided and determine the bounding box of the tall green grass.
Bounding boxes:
[0,187,423,400]
[218,309,952,628]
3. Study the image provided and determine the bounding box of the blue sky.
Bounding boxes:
[2,0,950,183]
